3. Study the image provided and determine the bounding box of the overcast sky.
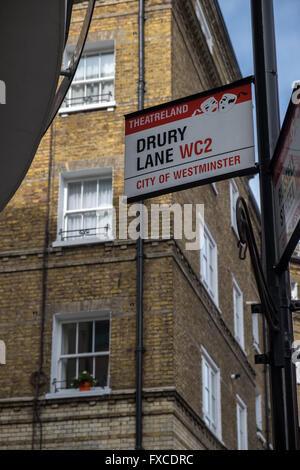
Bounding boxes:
[218,0,300,204]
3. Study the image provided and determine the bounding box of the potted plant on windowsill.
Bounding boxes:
[71,371,97,391]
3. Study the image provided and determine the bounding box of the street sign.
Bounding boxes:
[272,87,300,269]
[124,77,256,202]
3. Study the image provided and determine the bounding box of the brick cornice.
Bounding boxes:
[172,0,221,90]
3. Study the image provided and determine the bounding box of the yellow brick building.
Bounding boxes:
[289,247,300,424]
[0,0,273,450]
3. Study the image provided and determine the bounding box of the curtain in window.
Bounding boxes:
[83,211,97,235]
[71,84,85,106]
[98,179,112,236]
[102,81,114,101]
[67,214,82,239]
[86,82,100,103]
[86,55,99,79]
[101,53,114,77]
[74,58,84,81]
[99,179,112,206]
[83,180,97,208]
[67,182,81,210]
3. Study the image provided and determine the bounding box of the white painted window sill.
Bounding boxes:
[45,387,111,400]
[59,101,116,115]
[52,236,114,248]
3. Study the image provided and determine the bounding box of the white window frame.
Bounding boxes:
[291,280,298,300]
[53,167,114,247]
[296,362,300,384]
[233,277,245,350]
[46,310,111,399]
[255,390,263,431]
[195,0,213,53]
[236,394,248,450]
[200,222,219,307]
[252,313,261,353]
[230,179,239,237]
[201,346,222,440]
[59,40,116,114]
[211,182,218,195]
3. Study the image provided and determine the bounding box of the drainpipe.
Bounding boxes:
[136,0,145,451]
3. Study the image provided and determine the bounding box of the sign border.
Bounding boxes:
[125,76,256,203]
[270,85,300,271]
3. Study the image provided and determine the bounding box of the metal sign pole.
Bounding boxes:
[250,0,299,449]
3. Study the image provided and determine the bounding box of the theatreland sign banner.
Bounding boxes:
[124,77,256,202]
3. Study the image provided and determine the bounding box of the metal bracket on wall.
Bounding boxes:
[251,304,262,314]
[255,353,270,365]
[290,301,300,312]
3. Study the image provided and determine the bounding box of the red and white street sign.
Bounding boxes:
[273,96,300,267]
[124,78,256,202]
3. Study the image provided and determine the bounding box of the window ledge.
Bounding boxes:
[59,101,116,116]
[45,387,111,400]
[253,343,261,354]
[52,236,114,248]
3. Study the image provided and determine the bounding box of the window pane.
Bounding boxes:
[98,209,111,238]
[86,82,100,104]
[66,214,82,239]
[86,55,99,79]
[253,314,259,345]
[62,323,76,354]
[79,357,93,377]
[211,371,216,422]
[202,256,207,281]
[82,180,97,209]
[209,265,213,292]
[83,212,97,236]
[71,83,85,106]
[78,322,93,353]
[296,362,300,384]
[61,357,76,389]
[67,182,81,210]
[102,80,114,101]
[95,320,110,352]
[101,53,114,77]
[74,57,84,81]
[256,393,262,430]
[99,179,112,207]
[95,355,109,387]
